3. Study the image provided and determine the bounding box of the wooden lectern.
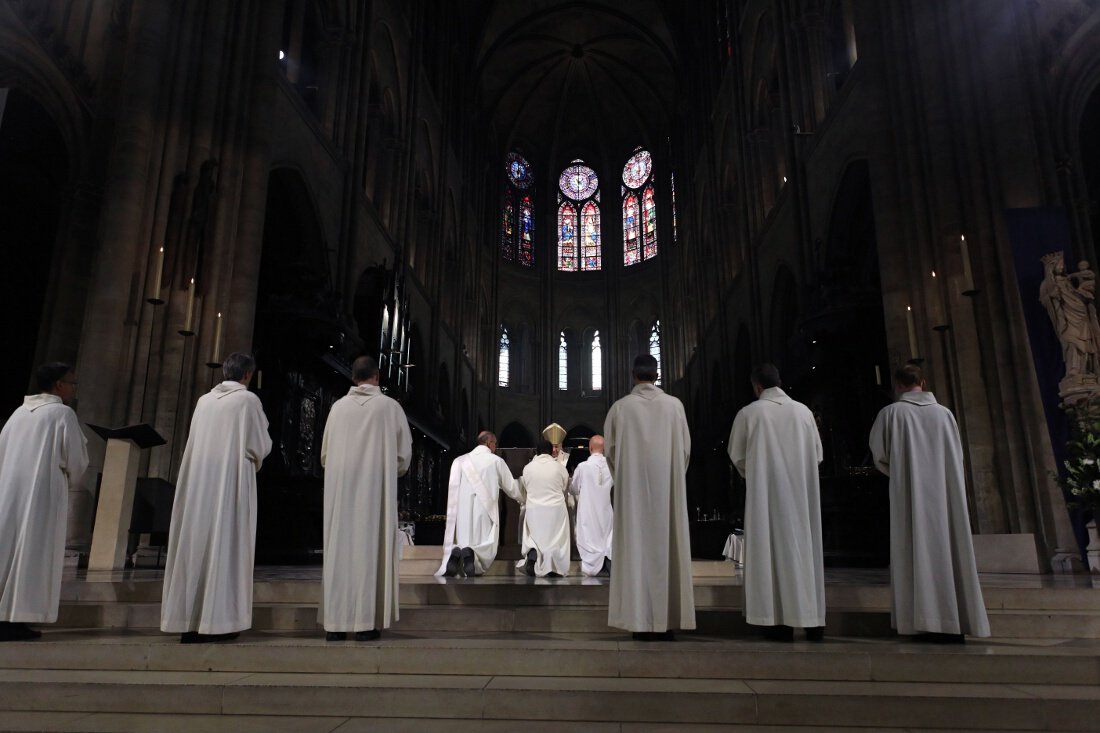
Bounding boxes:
[86,423,166,571]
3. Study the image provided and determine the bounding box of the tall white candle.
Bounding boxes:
[256,370,262,389]
[151,246,165,299]
[960,235,975,292]
[212,312,223,363]
[875,364,882,386]
[906,306,918,359]
[183,278,195,332]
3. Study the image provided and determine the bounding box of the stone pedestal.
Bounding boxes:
[1087,520,1100,574]
[87,424,165,571]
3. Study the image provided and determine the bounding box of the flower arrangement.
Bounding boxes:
[1060,397,1100,512]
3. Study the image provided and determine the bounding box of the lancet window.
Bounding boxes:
[623,148,657,265]
[558,160,601,271]
[500,152,534,266]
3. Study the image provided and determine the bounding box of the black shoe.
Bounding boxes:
[208,632,239,643]
[805,626,825,642]
[524,548,537,577]
[180,631,201,644]
[326,632,347,641]
[355,629,381,642]
[632,631,676,642]
[461,548,477,578]
[913,632,965,645]
[599,558,612,577]
[0,622,41,642]
[762,625,794,642]
[444,549,463,577]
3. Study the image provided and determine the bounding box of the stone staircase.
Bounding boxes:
[0,553,1097,731]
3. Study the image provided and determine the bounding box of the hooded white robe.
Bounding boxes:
[436,445,522,576]
[319,384,412,632]
[0,394,88,623]
[160,381,271,635]
[869,390,991,637]
[604,383,695,632]
[728,387,825,628]
[516,454,571,576]
[569,453,613,576]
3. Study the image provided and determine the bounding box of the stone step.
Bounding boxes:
[60,574,1099,612]
[2,633,1098,687]
[0,667,1096,729]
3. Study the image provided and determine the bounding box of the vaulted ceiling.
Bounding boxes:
[474,1,681,168]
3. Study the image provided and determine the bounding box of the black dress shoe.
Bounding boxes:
[762,625,794,642]
[326,632,347,641]
[180,631,201,644]
[913,632,965,645]
[461,548,477,577]
[805,626,825,642]
[632,631,675,642]
[0,623,41,642]
[524,548,537,577]
[599,558,612,577]
[208,632,239,643]
[355,629,381,641]
[444,549,463,577]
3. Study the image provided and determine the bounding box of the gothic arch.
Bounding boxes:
[499,421,535,449]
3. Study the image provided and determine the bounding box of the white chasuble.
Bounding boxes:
[0,395,88,623]
[516,454,571,576]
[569,453,613,576]
[160,381,272,635]
[436,445,522,575]
[869,391,990,637]
[319,384,411,632]
[728,387,825,628]
[604,383,695,632]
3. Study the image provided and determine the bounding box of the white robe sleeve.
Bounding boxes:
[603,407,618,476]
[499,459,523,504]
[245,396,273,472]
[868,409,890,476]
[728,410,748,477]
[568,465,583,497]
[395,410,412,477]
[62,410,89,489]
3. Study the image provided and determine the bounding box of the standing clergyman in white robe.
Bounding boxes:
[728,363,825,642]
[161,353,272,643]
[869,364,990,642]
[604,354,695,640]
[436,431,522,577]
[320,355,412,641]
[0,363,88,642]
[569,435,613,577]
[517,442,571,577]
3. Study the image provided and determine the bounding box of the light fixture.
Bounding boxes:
[278,50,285,60]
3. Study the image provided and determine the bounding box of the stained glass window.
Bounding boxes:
[558,202,578,271]
[649,320,661,385]
[623,193,640,266]
[498,327,510,388]
[519,195,534,266]
[642,184,657,260]
[558,332,568,390]
[560,162,599,201]
[581,201,601,271]
[500,152,534,266]
[500,189,514,262]
[622,148,657,265]
[591,331,602,392]
[507,152,533,189]
[622,149,652,188]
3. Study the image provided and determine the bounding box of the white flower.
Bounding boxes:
[1084,458,1096,466]
[1092,479,1100,490]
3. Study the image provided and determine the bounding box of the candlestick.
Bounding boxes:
[875,364,882,386]
[147,246,165,304]
[179,278,196,335]
[906,306,919,359]
[256,370,262,390]
[206,312,223,368]
[960,235,977,295]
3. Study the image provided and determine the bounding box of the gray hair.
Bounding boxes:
[222,352,256,382]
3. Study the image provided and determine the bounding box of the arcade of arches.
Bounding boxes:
[2,0,1098,571]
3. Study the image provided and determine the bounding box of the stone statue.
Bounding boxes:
[1040,252,1100,399]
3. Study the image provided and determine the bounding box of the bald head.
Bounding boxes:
[588,435,604,454]
[476,431,498,453]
